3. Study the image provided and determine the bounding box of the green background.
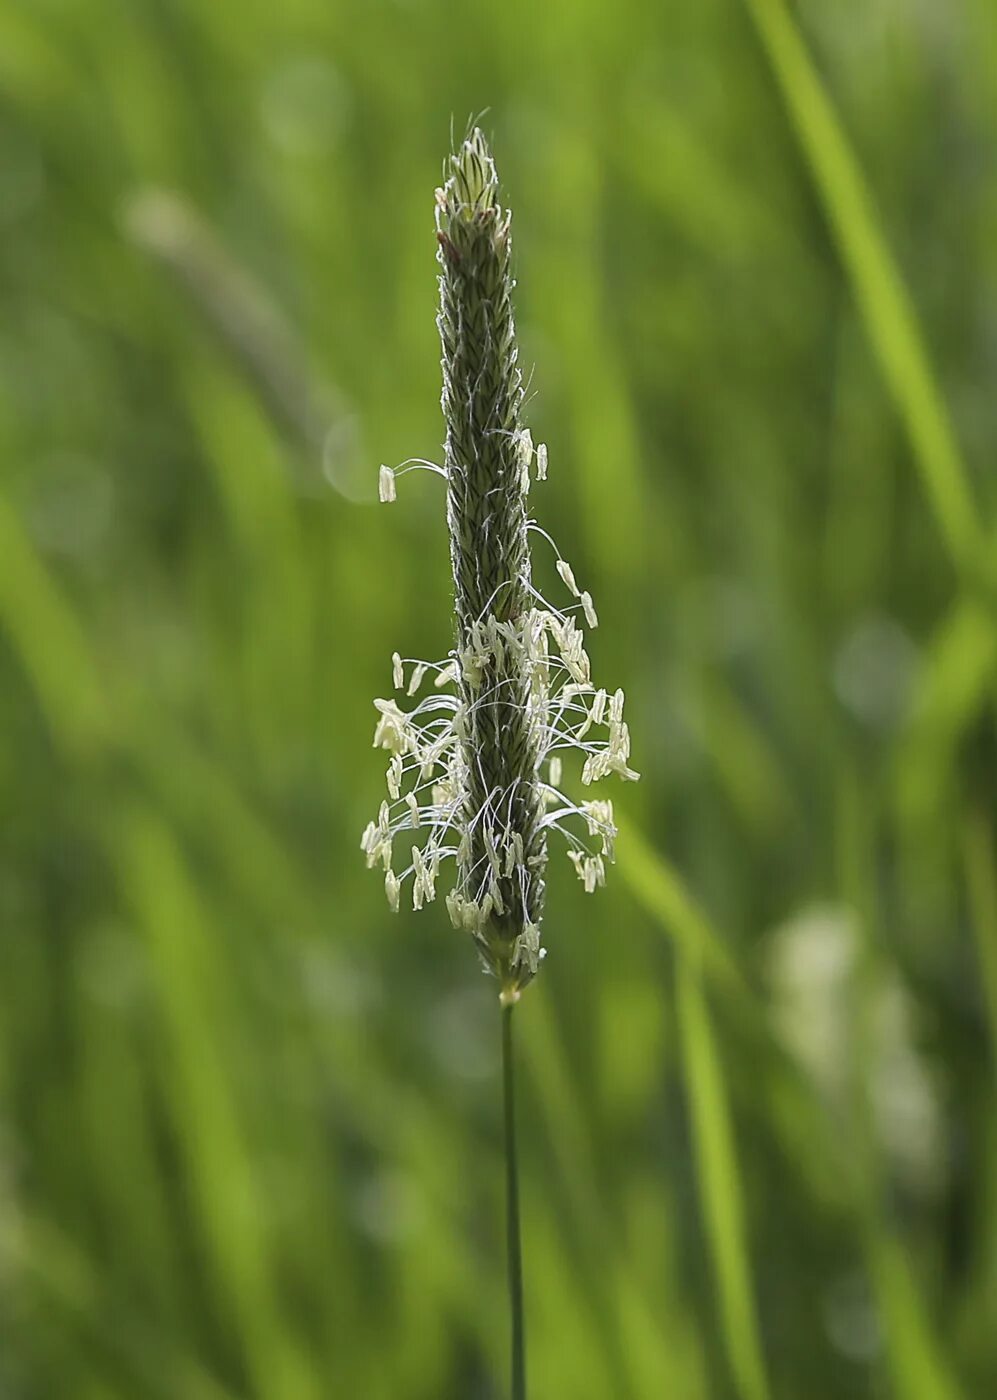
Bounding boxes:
[2,1,996,1396]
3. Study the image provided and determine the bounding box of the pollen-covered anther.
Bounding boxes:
[431,778,454,807]
[556,558,580,597]
[360,805,394,872]
[517,429,534,493]
[553,617,591,685]
[582,799,617,860]
[386,754,403,799]
[406,662,428,697]
[514,922,543,975]
[458,641,489,690]
[446,890,466,929]
[411,845,438,910]
[567,849,606,894]
[378,464,397,503]
[435,660,459,687]
[373,698,409,753]
[360,821,378,867]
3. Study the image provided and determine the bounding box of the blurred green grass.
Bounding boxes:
[2,1,996,1396]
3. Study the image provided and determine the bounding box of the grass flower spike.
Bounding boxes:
[363,128,637,1004]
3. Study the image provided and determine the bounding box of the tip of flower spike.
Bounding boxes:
[446,128,499,215]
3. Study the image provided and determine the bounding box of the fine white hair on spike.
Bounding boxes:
[378,464,396,502]
[391,456,448,478]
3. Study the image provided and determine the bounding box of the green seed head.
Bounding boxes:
[364,129,638,1001]
[437,130,545,995]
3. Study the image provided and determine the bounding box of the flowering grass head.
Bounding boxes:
[363,128,637,1003]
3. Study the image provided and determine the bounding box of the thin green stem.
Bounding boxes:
[502,1000,526,1400]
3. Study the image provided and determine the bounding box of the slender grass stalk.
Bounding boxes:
[362,126,637,1399]
[502,1002,526,1400]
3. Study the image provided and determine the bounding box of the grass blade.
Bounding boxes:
[964,809,997,1085]
[676,950,771,1400]
[0,490,106,757]
[742,0,983,575]
[615,817,747,1002]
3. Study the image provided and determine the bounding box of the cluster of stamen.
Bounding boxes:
[364,433,637,977]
